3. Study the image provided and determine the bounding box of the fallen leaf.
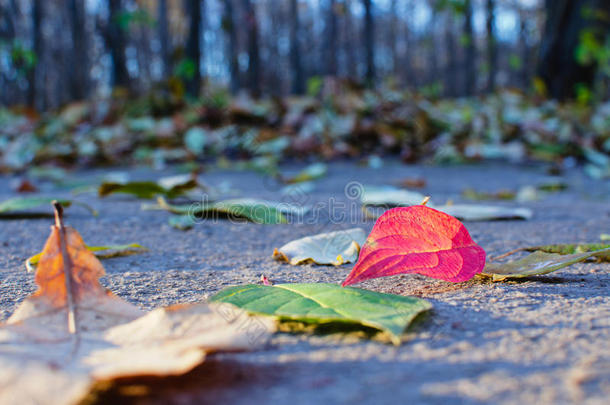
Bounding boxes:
[98,174,199,199]
[433,204,533,221]
[515,185,539,202]
[168,214,197,230]
[282,162,328,184]
[25,243,148,272]
[0,196,97,217]
[462,188,516,201]
[583,148,610,179]
[360,186,531,221]
[584,164,610,179]
[27,166,68,182]
[361,186,428,207]
[601,234,610,241]
[273,228,367,265]
[0,203,273,405]
[207,199,297,222]
[343,206,486,285]
[482,247,610,281]
[365,155,384,169]
[395,177,427,189]
[536,181,567,192]
[524,243,610,256]
[99,181,167,199]
[15,179,38,193]
[487,242,610,265]
[156,197,308,226]
[281,181,316,196]
[210,283,431,345]
[183,127,208,155]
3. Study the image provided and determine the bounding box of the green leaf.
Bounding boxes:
[26,243,147,272]
[306,76,323,97]
[210,283,431,345]
[536,182,568,192]
[524,243,610,257]
[99,181,167,199]
[98,175,199,199]
[482,247,610,281]
[273,228,367,266]
[462,188,516,201]
[0,197,97,217]
[174,58,196,80]
[283,163,328,184]
[202,199,289,224]
[155,197,308,225]
[168,215,196,230]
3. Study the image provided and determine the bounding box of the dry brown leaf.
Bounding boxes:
[0,202,273,405]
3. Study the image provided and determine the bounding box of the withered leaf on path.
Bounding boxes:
[0,196,97,218]
[153,196,309,227]
[522,243,610,258]
[273,228,367,265]
[98,174,201,199]
[0,202,273,405]
[482,247,610,281]
[434,204,533,221]
[360,187,531,221]
[360,186,429,207]
[25,243,148,272]
[281,162,328,184]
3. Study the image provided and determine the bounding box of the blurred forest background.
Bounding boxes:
[1,0,610,174]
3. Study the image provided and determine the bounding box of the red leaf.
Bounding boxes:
[342,206,486,285]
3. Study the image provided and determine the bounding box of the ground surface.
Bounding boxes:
[1,160,609,405]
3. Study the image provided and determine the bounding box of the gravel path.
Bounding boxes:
[1,161,609,404]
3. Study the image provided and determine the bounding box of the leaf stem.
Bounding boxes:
[53,201,77,335]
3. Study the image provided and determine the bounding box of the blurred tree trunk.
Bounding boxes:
[362,0,375,86]
[403,1,415,87]
[222,0,240,94]
[485,0,496,92]
[29,0,43,108]
[106,0,130,89]
[137,19,153,89]
[518,12,530,89]
[69,0,88,100]
[444,14,458,97]
[242,0,260,97]
[0,0,16,105]
[389,0,398,76]
[428,7,439,87]
[344,0,357,79]
[325,0,337,76]
[265,0,282,95]
[0,2,15,39]
[289,0,303,94]
[537,0,610,100]
[158,0,171,78]
[463,0,476,95]
[185,0,202,98]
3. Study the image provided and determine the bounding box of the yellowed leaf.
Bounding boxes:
[0,202,273,405]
